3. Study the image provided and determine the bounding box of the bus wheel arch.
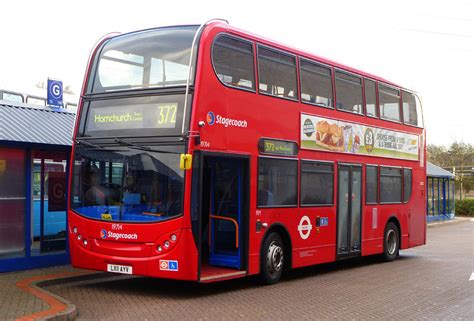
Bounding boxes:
[383,216,401,261]
[259,224,292,284]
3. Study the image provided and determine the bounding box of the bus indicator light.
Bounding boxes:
[180,154,192,170]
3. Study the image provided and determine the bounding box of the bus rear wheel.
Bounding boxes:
[382,222,399,262]
[260,232,284,285]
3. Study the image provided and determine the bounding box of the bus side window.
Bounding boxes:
[258,157,297,207]
[212,35,255,91]
[335,71,363,115]
[402,91,421,127]
[366,165,378,204]
[380,167,402,203]
[300,59,333,108]
[364,79,377,118]
[379,84,401,122]
[403,168,412,203]
[257,46,297,100]
[300,161,334,206]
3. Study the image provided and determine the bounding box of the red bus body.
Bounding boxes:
[69,21,426,282]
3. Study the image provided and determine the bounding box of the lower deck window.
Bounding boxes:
[404,168,412,203]
[366,165,378,204]
[258,157,297,207]
[380,167,402,203]
[300,161,334,206]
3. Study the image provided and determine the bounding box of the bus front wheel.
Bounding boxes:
[382,222,399,262]
[260,232,284,285]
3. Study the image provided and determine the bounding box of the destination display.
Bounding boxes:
[259,138,298,156]
[300,114,419,160]
[85,102,178,132]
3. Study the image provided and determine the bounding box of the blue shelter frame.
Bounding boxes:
[426,162,455,222]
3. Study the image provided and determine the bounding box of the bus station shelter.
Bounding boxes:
[0,100,75,272]
[426,162,455,222]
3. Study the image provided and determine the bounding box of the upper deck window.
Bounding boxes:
[335,71,363,114]
[402,91,422,127]
[364,79,377,118]
[89,26,199,93]
[379,84,401,122]
[257,46,297,100]
[300,59,333,108]
[212,35,255,91]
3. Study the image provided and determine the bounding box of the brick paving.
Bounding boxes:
[0,266,84,321]
[40,220,473,320]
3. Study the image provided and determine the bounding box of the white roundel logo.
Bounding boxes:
[298,216,312,240]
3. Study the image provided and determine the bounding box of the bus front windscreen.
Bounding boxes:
[88,25,199,93]
[71,145,184,223]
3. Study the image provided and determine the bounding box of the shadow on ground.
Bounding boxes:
[48,253,419,299]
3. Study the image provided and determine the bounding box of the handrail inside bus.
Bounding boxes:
[182,18,229,136]
[209,214,239,249]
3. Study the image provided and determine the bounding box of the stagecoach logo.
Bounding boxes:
[206,111,248,128]
[99,229,138,241]
[207,111,215,125]
[298,216,312,240]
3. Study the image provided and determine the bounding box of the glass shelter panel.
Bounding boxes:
[0,148,26,258]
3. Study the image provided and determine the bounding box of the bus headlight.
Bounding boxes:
[157,245,163,252]
[164,241,170,248]
[170,234,177,242]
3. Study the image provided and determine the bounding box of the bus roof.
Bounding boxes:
[206,22,409,92]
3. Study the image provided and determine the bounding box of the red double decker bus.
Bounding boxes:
[69,19,426,284]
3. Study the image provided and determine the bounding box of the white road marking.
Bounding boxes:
[470,218,474,222]
[470,272,474,281]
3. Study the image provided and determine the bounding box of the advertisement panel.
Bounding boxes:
[300,114,419,160]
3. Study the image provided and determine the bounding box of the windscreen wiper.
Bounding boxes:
[75,139,103,149]
[75,139,122,152]
[113,138,180,154]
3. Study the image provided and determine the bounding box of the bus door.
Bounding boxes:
[208,157,245,269]
[337,164,362,258]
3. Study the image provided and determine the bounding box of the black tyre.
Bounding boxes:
[382,222,399,262]
[260,232,285,285]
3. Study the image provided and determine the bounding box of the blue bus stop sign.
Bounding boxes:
[47,79,63,107]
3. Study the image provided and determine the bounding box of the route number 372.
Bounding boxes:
[157,104,177,126]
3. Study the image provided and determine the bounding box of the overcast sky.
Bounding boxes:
[0,0,472,146]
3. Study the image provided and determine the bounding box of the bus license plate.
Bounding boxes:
[107,264,133,275]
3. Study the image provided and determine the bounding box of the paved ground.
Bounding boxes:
[38,219,473,320]
[0,265,90,321]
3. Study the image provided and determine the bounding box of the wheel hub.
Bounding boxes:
[386,229,397,255]
[267,241,283,274]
